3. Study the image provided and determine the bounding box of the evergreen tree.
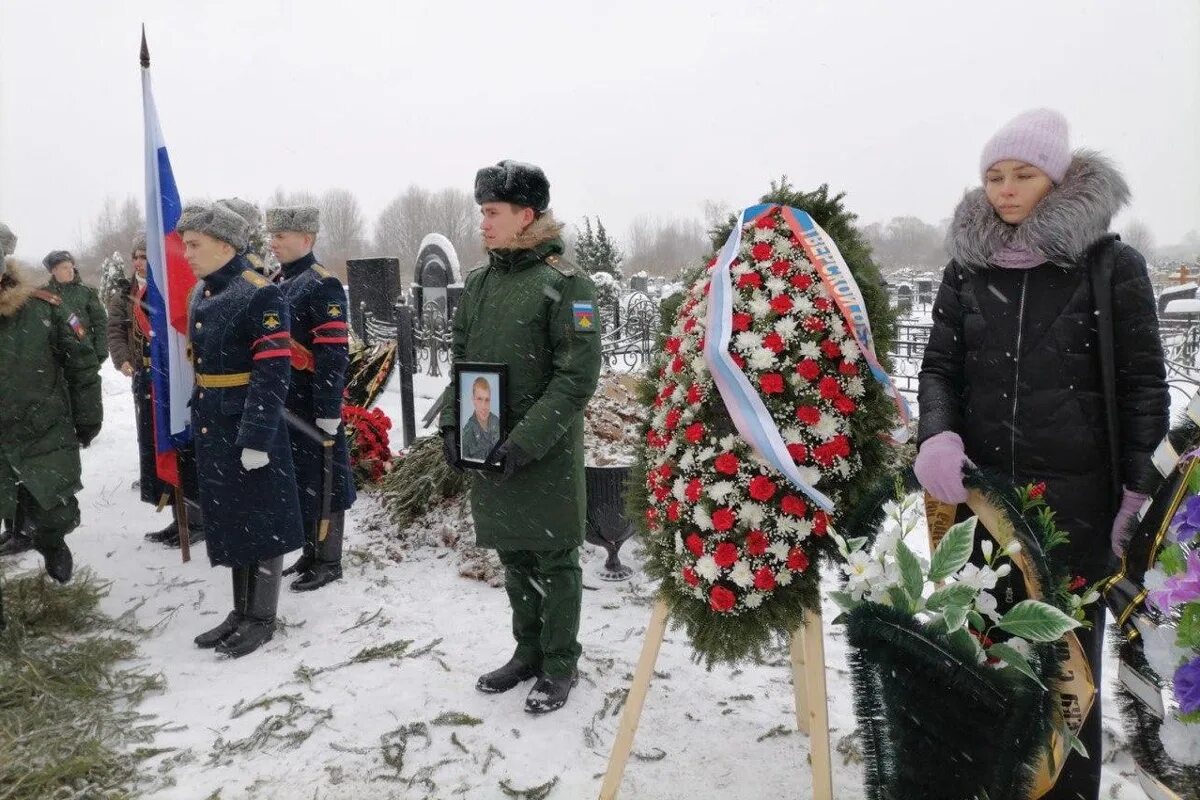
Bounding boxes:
[98,251,129,306]
[574,217,598,274]
[592,218,625,280]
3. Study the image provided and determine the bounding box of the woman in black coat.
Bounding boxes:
[916,108,1169,799]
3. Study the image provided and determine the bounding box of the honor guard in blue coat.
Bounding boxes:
[177,203,303,658]
[266,206,356,592]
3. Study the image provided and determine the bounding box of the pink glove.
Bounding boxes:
[1112,488,1146,557]
[914,431,969,504]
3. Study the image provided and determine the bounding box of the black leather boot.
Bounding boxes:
[216,556,282,658]
[290,513,344,592]
[282,542,315,578]
[525,670,579,714]
[195,567,248,648]
[165,500,206,547]
[39,543,73,584]
[476,657,541,694]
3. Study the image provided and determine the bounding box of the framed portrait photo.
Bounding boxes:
[453,362,508,472]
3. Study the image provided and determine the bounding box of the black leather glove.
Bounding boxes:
[441,427,464,474]
[485,439,531,482]
[75,423,101,448]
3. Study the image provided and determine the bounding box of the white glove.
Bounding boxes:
[240,448,270,471]
[316,418,341,436]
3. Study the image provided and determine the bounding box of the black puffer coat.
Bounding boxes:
[919,152,1168,580]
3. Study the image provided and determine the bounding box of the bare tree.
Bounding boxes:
[373,186,483,283]
[317,188,367,279]
[1121,219,1156,260]
[78,195,143,283]
[625,215,710,279]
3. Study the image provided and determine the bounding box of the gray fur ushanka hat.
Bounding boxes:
[176,203,249,252]
[474,160,550,212]
[265,206,319,235]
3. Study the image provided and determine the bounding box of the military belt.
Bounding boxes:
[195,372,252,388]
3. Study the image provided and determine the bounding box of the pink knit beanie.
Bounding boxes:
[979,108,1071,183]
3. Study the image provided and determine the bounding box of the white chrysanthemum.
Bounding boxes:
[766,277,788,296]
[776,569,794,586]
[749,348,777,371]
[694,554,719,581]
[794,295,815,315]
[814,413,841,440]
[678,449,695,472]
[735,331,763,351]
[768,541,791,562]
[834,461,853,479]
[730,560,754,588]
[749,296,771,318]
[840,339,861,361]
[671,384,686,403]
[781,425,803,444]
[673,531,684,554]
[774,238,794,255]
[707,481,735,502]
[651,408,668,430]
[1161,715,1200,766]
[690,356,709,378]
[697,446,716,463]
[744,592,765,609]
[1135,618,1190,678]
[752,227,775,243]
[692,505,713,530]
[774,317,798,340]
[672,479,688,503]
[719,435,737,451]
[846,376,866,398]
[799,341,821,360]
[664,439,680,458]
[797,466,823,488]
[731,261,752,277]
[740,503,767,528]
[785,517,814,540]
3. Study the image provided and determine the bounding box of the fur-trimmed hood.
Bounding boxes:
[487,211,564,253]
[0,258,35,318]
[946,149,1130,269]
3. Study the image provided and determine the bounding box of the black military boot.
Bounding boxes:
[476,657,541,694]
[282,542,315,578]
[165,500,206,547]
[38,543,73,584]
[216,556,282,658]
[290,513,344,592]
[194,567,249,648]
[525,670,578,715]
[144,515,178,545]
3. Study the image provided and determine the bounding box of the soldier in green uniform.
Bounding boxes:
[42,250,108,366]
[0,245,102,581]
[440,160,602,714]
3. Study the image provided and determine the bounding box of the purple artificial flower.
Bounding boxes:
[1174,656,1200,716]
[1170,495,1200,544]
[1149,550,1200,615]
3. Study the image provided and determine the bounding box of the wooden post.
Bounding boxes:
[790,624,811,735]
[799,608,833,800]
[599,598,669,800]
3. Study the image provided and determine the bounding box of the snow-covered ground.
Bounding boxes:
[3,362,1150,799]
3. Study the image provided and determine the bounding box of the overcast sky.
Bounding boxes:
[2,0,1198,262]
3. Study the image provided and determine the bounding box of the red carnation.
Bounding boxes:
[796,405,821,425]
[762,332,785,353]
[703,281,711,295]
[770,259,791,277]
[745,529,769,556]
[685,532,704,556]
[646,472,659,490]
[820,339,842,360]
[706,257,718,270]
[738,272,763,289]
[711,507,736,532]
[751,242,774,262]
[832,434,851,457]
[732,312,753,332]
[657,463,672,480]
[1069,575,1087,592]
[819,376,842,400]
[754,215,775,229]
[813,444,836,467]
[791,274,813,290]
[665,408,682,430]
[670,356,685,374]
[1029,482,1047,499]
[787,443,808,462]
[834,396,857,415]
[687,384,703,404]
[683,567,700,587]
[653,484,671,502]
[753,567,777,591]
[759,373,785,395]
[714,452,740,475]
[814,297,832,312]
[812,511,829,536]
[713,541,739,568]
[781,495,807,517]
[683,316,697,334]
[685,478,704,503]
[839,362,859,377]
[731,352,746,369]
[645,508,659,526]
[667,501,682,522]
[709,585,736,613]
[749,475,777,502]
[698,337,706,351]
[795,359,820,381]
[645,429,662,448]
[803,316,825,333]
[685,423,705,444]
[787,548,810,572]
[665,337,682,354]
[769,294,794,315]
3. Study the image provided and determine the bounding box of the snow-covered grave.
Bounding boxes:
[0,360,1150,799]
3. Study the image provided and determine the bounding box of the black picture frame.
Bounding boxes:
[453,362,509,472]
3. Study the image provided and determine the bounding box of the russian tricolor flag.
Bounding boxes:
[141,31,195,487]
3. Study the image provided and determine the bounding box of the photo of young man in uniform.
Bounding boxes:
[460,374,501,463]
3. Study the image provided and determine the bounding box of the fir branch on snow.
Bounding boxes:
[208,694,332,765]
[499,776,560,800]
[432,712,483,726]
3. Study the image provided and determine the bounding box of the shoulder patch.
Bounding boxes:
[572,301,597,332]
[66,312,88,340]
[311,263,333,280]
[544,253,579,277]
[241,269,270,288]
[30,289,62,306]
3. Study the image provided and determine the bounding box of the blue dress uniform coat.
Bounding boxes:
[278,252,356,537]
[189,256,303,567]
